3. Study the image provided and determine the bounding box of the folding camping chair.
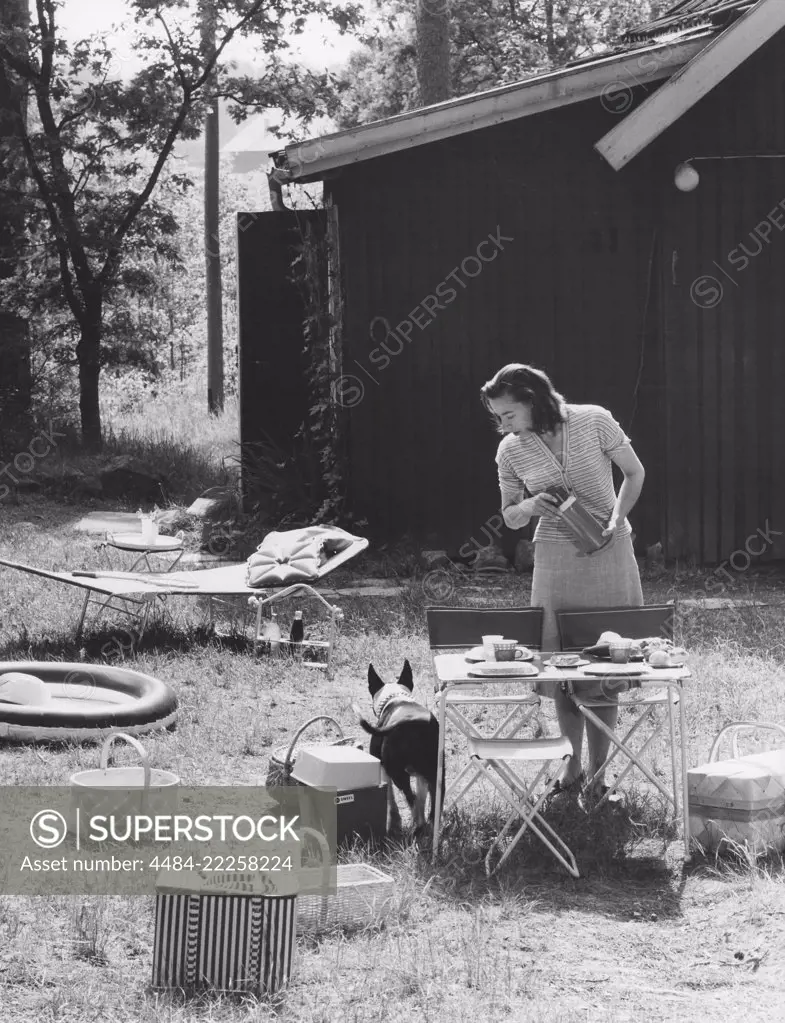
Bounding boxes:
[427,607,578,876]
[467,735,578,876]
[556,603,679,808]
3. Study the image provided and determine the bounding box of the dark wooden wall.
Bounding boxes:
[236,209,315,498]
[324,29,785,563]
[329,93,663,553]
[646,27,785,563]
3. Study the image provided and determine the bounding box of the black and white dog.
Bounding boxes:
[356,660,443,835]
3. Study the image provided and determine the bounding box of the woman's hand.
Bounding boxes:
[503,493,560,529]
[602,514,619,537]
[526,493,561,519]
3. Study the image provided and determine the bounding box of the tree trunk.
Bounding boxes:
[0,0,32,434]
[415,0,451,106]
[545,0,557,63]
[77,299,103,451]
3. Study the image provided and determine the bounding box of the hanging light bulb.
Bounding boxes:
[674,162,700,192]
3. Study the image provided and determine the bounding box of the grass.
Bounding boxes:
[2,485,785,1020]
[4,378,241,509]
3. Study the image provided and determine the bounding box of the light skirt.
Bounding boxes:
[531,534,643,653]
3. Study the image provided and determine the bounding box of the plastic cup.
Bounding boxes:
[609,639,633,663]
[141,517,158,544]
[482,635,504,661]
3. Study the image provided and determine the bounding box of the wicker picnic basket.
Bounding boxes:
[265,715,362,787]
[297,863,396,933]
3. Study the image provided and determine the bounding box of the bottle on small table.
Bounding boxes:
[268,612,282,655]
[288,611,304,659]
[258,610,282,656]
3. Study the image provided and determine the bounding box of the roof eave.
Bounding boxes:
[276,36,712,182]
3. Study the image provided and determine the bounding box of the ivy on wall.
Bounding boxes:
[289,207,354,526]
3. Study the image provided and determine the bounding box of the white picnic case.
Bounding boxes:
[687,723,785,855]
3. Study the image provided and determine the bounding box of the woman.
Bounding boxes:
[480,363,646,796]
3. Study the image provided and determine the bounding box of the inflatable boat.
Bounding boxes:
[0,662,178,742]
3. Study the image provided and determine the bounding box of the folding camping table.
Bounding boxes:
[432,652,693,859]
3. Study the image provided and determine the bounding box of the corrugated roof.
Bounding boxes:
[623,0,757,42]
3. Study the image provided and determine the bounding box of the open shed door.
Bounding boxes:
[236,209,328,512]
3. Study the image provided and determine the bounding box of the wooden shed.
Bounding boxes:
[243,0,785,564]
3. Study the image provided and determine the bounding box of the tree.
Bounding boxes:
[336,0,672,129]
[415,0,450,106]
[0,0,361,449]
[0,0,30,435]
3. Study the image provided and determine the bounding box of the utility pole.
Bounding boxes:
[201,0,224,414]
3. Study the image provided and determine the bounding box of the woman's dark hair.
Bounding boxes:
[480,363,566,435]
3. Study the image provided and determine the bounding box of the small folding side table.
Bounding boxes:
[100,532,185,574]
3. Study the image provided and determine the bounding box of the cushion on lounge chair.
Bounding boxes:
[245,527,361,588]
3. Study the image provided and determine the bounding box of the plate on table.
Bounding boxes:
[465,646,535,663]
[468,662,539,678]
[581,663,649,677]
[582,644,644,661]
[543,656,591,669]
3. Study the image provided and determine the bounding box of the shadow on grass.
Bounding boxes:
[0,620,257,664]
[374,793,691,924]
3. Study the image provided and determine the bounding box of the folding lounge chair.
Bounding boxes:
[427,607,578,876]
[556,603,679,807]
[0,530,368,672]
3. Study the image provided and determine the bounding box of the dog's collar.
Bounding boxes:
[374,687,415,719]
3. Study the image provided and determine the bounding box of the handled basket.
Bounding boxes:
[265,715,361,787]
[69,732,180,828]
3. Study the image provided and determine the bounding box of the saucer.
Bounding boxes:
[465,646,535,663]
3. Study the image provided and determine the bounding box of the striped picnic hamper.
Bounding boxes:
[152,870,298,995]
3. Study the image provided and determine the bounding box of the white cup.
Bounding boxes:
[141,516,158,544]
[482,634,504,661]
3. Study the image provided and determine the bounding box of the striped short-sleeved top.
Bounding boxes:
[495,403,633,544]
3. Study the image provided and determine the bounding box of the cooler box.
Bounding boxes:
[688,748,785,855]
[290,746,387,845]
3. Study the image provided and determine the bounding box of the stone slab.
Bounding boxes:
[330,585,406,597]
[680,597,779,609]
[72,512,142,534]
